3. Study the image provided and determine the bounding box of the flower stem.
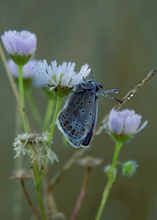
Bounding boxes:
[111,141,122,168]
[32,162,47,220]
[0,44,21,106]
[0,44,30,130]
[25,87,42,127]
[43,98,54,131]
[95,141,122,220]
[47,96,62,146]
[17,65,29,133]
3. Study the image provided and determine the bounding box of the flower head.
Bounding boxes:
[1,30,37,55]
[10,169,32,180]
[122,160,138,177]
[107,109,148,142]
[77,156,103,167]
[13,132,58,167]
[33,60,91,96]
[1,30,37,65]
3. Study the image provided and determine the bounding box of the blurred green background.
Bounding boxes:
[1,0,157,219]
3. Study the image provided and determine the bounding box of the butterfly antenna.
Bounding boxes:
[101,89,121,103]
[104,94,121,102]
[103,89,118,94]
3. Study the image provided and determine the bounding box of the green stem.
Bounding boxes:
[47,96,62,146]
[17,65,28,133]
[29,94,61,219]
[111,141,122,168]
[0,44,20,106]
[43,98,54,131]
[0,44,30,130]
[32,162,47,220]
[95,141,122,220]
[25,87,42,127]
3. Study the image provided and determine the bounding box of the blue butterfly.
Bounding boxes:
[57,76,119,148]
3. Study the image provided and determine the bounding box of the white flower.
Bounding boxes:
[33,60,91,89]
[13,133,32,157]
[13,132,58,165]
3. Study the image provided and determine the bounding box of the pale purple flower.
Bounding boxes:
[33,60,91,89]
[1,30,37,56]
[7,59,36,78]
[108,109,148,136]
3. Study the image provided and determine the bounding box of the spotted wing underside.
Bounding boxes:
[57,90,98,148]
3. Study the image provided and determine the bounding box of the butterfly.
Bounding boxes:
[57,76,119,148]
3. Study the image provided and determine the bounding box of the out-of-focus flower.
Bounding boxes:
[8,59,36,79]
[10,170,32,180]
[77,156,103,167]
[107,109,148,142]
[122,160,138,177]
[1,30,37,65]
[33,60,91,96]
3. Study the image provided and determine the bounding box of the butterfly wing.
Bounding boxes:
[57,89,97,148]
[82,96,98,147]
